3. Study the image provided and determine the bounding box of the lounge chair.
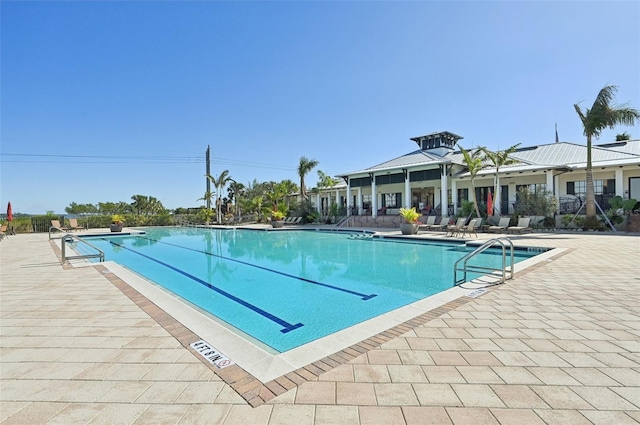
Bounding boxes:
[51,220,70,231]
[0,224,7,240]
[446,218,466,237]
[507,217,532,234]
[427,216,450,232]
[487,217,511,233]
[459,218,480,238]
[285,217,302,225]
[68,218,84,231]
[418,215,436,230]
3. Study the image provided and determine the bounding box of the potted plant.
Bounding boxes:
[398,207,421,235]
[110,214,125,232]
[271,211,285,228]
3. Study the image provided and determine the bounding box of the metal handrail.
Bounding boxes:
[454,237,514,286]
[61,234,105,263]
[49,225,69,240]
[335,217,351,228]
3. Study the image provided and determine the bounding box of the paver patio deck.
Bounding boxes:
[1,229,639,424]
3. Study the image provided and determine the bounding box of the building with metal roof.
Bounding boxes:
[314,131,640,218]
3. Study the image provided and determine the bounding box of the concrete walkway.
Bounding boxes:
[1,230,639,424]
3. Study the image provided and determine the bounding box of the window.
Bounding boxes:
[381,193,402,208]
[517,183,547,194]
[362,194,371,210]
[567,180,605,199]
[457,188,469,207]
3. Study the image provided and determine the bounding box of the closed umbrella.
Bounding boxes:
[487,189,493,216]
[7,202,14,235]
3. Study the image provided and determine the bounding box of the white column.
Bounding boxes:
[358,187,363,215]
[316,193,321,214]
[451,179,458,214]
[371,177,378,217]
[335,189,340,208]
[615,169,624,198]
[546,170,558,206]
[346,180,352,216]
[404,173,411,209]
[440,166,448,216]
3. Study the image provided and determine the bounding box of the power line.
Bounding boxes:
[0,152,339,174]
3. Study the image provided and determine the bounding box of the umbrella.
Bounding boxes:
[6,202,13,235]
[487,189,493,216]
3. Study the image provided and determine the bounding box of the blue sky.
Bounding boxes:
[1,1,639,214]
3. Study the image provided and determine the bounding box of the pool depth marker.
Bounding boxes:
[140,236,377,301]
[102,239,303,334]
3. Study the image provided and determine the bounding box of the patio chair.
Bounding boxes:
[459,218,480,238]
[487,217,510,233]
[446,218,466,237]
[427,216,450,232]
[50,220,70,231]
[507,217,532,234]
[68,218,84,231]
[0,224,7,240]
[418,215,436,230]
[284,217,302,225]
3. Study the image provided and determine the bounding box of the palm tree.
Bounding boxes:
[131,195,148,216]
[197,190,214,209]
[280,179,299,209]
[459,145,486,218]
[227,180,245,220]
[317,170,337,215]
[297,156,319,200]
[481,143,521,216]
[207,170,232,223]
[574,85,639,218]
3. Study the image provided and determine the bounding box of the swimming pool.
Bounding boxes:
[75,228,540,352]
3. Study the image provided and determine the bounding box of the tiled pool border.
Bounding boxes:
[49,236,571,408]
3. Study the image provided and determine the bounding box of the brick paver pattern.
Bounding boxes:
[1,231,639,424]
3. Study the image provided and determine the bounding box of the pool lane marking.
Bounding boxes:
[139,236,377,301]
[102,239,303,334]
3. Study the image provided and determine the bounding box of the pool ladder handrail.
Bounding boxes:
[60,233,105,263]
[454,237,514,286]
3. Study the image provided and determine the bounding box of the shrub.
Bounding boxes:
[514,187,558,217]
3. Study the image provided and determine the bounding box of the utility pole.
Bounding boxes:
[206,145,211,210]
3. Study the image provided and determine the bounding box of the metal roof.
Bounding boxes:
[595,140,640,156]
[339,139,640,179]
[338,150,452,176]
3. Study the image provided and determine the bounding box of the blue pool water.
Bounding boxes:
[75,228,539,352]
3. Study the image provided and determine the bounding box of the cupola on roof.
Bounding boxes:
[410,131,463,156]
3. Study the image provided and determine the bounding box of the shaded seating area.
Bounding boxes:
[487,217,510,233]
[507,217,533,234]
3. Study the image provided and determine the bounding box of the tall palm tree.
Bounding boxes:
[481,143,521,216]
[297,156,319,200]
[574,85,639,218]
[207,170,232,223]
[459,145,487,218]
